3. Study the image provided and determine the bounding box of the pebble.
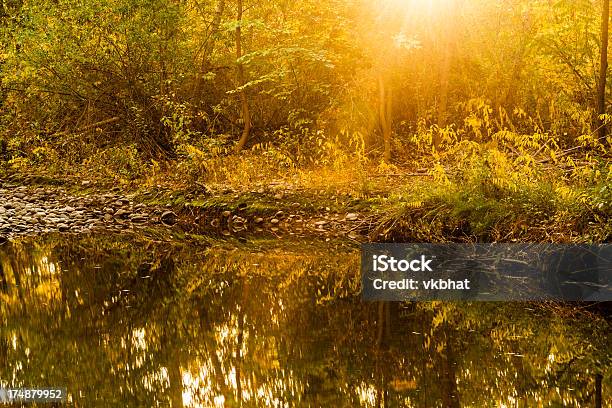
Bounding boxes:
[0,184,165,239]
[161,211,178,225]
[0,183,365,241]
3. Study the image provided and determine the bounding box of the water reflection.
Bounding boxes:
[0,234,609,407]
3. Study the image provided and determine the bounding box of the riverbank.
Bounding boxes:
[1,164,609,243]
[0,175,379,242]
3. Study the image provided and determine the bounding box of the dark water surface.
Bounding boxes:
[0,233,609,407]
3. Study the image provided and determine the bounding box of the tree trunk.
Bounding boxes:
[375,301,390,408]
[434,0,456,150]
[378,76,392,162]
[440,326,460,408]
[168,352,184,408]
[236,311,244,406]
[597,0,609,139]
[193,0,225,99]
[234,0,251,153]
[437,48,450,129]
[595,373,602,408]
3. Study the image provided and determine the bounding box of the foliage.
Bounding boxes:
[376,138,610,242]
[0,0,609,241]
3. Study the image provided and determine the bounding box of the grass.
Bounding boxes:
[374,166,610,242]
[1,137,609,243]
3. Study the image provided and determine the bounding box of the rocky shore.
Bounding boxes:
[0,183,178,241]
[0,182,368,241]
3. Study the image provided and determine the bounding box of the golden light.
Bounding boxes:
[379,0,454,17]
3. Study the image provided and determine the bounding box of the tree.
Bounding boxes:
[192,0,225,101]
[378,76,393,162]
[597,0,609,139]
[354,1,421,162]
[435,0,456,150]
[234,0,251,153]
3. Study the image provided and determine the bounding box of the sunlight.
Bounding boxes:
[1,0,609,405]
[380,0,453,17]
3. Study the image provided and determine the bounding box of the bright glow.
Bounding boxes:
[380,0,453,17]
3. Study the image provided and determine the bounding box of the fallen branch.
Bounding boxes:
[370,172,432,177]
[536,133,610,164]
[52,116,121,137]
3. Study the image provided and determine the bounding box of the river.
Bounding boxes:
[0,232,609,407]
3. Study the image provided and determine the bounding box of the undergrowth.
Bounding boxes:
[375,143,610,242]
[1,104,609,242]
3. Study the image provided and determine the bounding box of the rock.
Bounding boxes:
[115,198,130,206]
[130,213,148,223]
[254,217,264,224]
[161,210,178,225]
[270,218,280,224]
[274,210,285,218]
[114,209,131,219]
[57,224,70,232]
[345,213,359,221]
[0,186,166,238]
[129,212,147,218]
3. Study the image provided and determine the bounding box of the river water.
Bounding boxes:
[0,232,609,407]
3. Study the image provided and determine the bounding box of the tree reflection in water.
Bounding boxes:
[0,234,609,407]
